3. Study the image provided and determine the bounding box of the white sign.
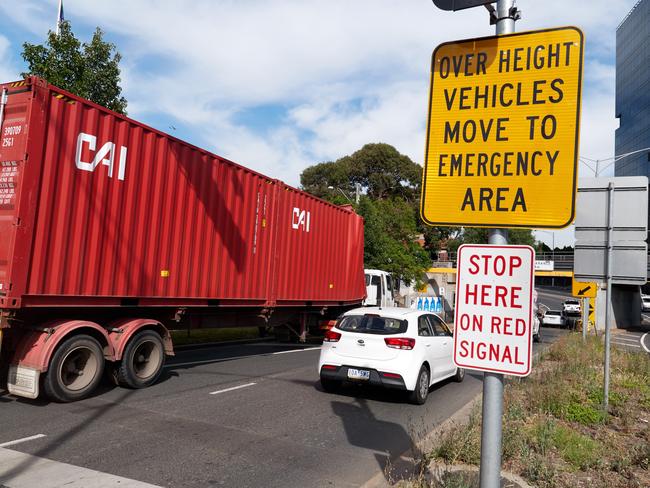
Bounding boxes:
[439,287,446,296]
[453,244,534,376]
[534,260,554,271]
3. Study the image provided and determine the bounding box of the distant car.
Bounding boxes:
[318,307,464,405]
[562,299,581,315]
[642,295,650,313]
[542,310,566,328]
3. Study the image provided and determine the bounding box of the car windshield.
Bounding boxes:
[565,300,579,305]
[546,311,560,316]
[337,314,408,335]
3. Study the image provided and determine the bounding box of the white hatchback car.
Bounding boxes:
[542,310,566,327]
[318,307,464,404]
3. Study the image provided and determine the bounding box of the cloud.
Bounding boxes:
[0,35,20,82]
[0,0,634,192]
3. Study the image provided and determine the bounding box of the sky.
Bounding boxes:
[0,0,638,248]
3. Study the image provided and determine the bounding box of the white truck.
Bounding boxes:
[363,269,398,308]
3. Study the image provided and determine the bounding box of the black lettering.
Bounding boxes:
[533,46,545,69]
[526,46,531,70]
[531,151,543,175]
[465,153,475,176]
[444,88,457,110]
[477,52,487,75]
[452,55,463,76]
[516,152,528,175]
[547,150,559,175]
[490,153,501,176]
[499,49,511,72]
[496,118,508,141]
[479,118,493,142]
[513,47,524,71]
[459,87,472,109]
[516,83,529,106]
[526,115,539,140]
[438,154,448,176]
[512,188,527,211]
[444,120,460,143]
[462,120,476,142]
[563,41,573,66]
[450,154,462,176]
[548,42,560,68]
[479,188,493,210]
[541,114,557,139]
[496,188,508,211]
[474,85,489,109]
[502,152,513,176]
[499,83,514,107]
[461,188,475,211]
[439,57,450,78]
[464,53,474,76]
[477,153,488,176]
[532,80,546,104]
[549,78,564,103]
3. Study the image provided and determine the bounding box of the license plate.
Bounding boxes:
[347,368,370,380]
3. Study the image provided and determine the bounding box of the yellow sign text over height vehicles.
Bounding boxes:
[421,27,584,228]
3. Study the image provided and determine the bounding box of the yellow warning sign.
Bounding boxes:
[421,27,584,228]
[572,279,597,298]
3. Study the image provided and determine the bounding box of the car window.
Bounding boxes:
[428,315,451,337]
[418,316,433,336]
[337,314,407,335]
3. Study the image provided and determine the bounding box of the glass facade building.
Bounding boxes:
[615,0,650,177]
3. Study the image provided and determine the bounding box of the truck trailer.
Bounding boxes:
[0,77,371,402]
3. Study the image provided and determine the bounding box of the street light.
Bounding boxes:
[580,146,650,177]
[327,184,361,204]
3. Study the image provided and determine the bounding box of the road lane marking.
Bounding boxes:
[612,336,642,343]
[0,434,46,448]
[272,347,321,355]
[0,447,162,487]
[642,333,650,353]
[209,382,257,395]
[613,342,641,349]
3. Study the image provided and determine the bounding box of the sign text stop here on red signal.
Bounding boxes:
[454,245,534,376]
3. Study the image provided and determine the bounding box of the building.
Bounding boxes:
[615,0,650,178]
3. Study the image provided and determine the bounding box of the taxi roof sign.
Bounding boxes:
[421,27,584,229]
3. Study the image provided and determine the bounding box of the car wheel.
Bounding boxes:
[43,334,105,402]
[453,366,465,382]
[116,331,165,389]
[408,365,430,405]
[320,377,341,393]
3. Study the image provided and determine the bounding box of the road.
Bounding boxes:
[0,330,565,488]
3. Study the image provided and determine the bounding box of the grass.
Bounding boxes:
[426,334,650,488]
[170,327,260,346]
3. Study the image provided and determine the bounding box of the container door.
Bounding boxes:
[0,85,31,296]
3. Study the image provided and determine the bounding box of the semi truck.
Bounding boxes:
[0,77,386,402]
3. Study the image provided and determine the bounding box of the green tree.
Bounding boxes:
[301,143,430,285]
[301,143,422,202]
[22,21,127,114]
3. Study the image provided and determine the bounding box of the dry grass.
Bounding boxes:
[428,334,650,488]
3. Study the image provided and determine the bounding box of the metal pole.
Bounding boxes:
[480,4,517,487]
[582,297,588,341]
[551,232,555,287]
[603,182,614,411]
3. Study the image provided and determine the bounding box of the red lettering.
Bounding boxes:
[509,255,522,274]
[515,346,524,365]
[502,345,513,363]
[516,318,526,336]
[459,314,470,331]
[459,340,469,357]
[491,316,501,333]
[510,286,522,308]
[495,286,508,306]
[472,315,483,332]
[469,254,480,274]
[466,284,478,304]
[494,255,506,276]
[502,316,513,335]
[480,284,491,306]
[477,342,486,360]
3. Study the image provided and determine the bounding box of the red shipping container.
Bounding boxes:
[0,77,366,312]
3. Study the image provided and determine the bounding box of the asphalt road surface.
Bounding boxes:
[0,329,566,488]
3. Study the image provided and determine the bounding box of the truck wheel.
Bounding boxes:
[43,335,105,402]
[116,331,165,389]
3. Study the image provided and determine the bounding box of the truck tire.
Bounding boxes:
[116,330,165,389]
[43,335,105,402]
